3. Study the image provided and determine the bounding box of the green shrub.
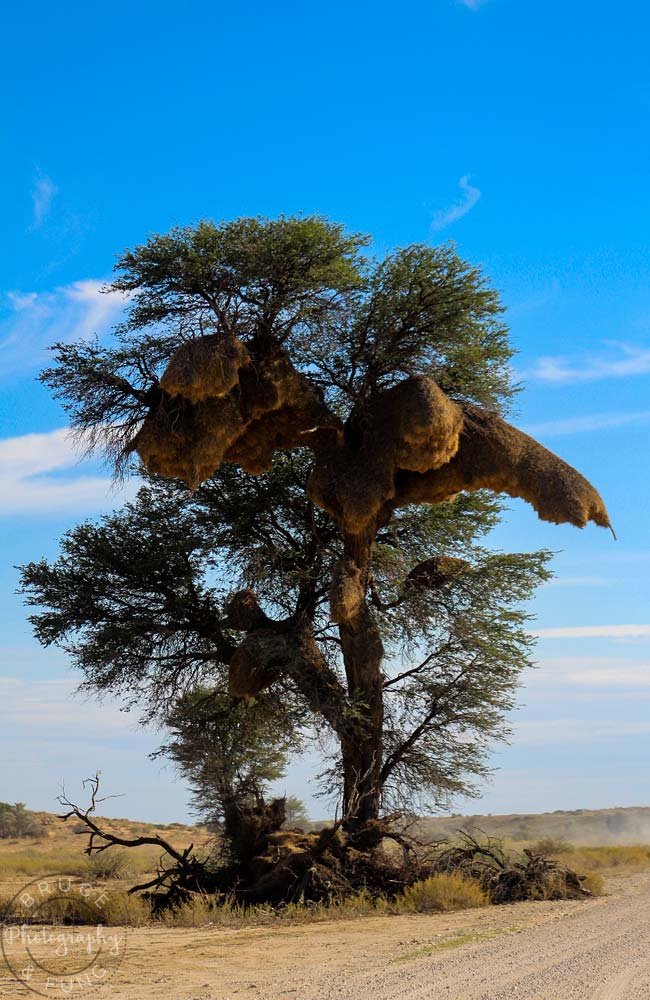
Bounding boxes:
[0,803,43,839]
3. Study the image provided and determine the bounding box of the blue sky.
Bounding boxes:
[1,0,649,822]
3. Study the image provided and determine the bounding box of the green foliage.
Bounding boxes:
[283,796,310,829]
[161,686,300,826]
[316,243,513,409]
[112,215,369,330]
[40,217,514,470]
[0,802,43,839]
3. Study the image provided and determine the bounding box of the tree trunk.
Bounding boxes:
[338,534,384,828]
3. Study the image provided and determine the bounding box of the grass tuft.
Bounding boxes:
[396,873,488,914]
[556,845,650,871]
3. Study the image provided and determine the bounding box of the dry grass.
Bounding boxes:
[397,873,488,913]
[0,876,489,930]
[581,872,605,896]
[556,845,650,872]
[0,846,165,880]
[0,849,87,878]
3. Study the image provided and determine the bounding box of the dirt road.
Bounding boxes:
[1,872,649,999]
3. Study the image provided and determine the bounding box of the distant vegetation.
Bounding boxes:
[0,802,46,839]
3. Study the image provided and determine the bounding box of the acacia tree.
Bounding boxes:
[21,217,609,843]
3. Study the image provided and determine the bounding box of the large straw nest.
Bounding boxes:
[395,405,611,531]
[308,377,463,535]
[134,336,334,487]
[228,631,285,699]
[160,334,251,402]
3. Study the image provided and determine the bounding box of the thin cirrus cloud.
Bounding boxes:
[431,175,481,231]
[30,172,58,229]
[565,667,650,687]
[523,409,650,438]
[0,676,133,733]
[528,342,650,384]
[513,718,650,746]
[533,625,650,640]
[457,0,489,8]
[527,656,650,689]
[0,279,128,378]
[0,427,136,516]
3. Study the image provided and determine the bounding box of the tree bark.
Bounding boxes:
[338,534,384,828]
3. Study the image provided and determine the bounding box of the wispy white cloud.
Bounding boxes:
[524,410,650,438]
[513,717,650,745]
[533,624,650,640]
[0,279,127,377]
[564,666,650,687]
[457,0,489,8]
[431,175,481,231]
[0,676,133,732]
[0,427,135,516]
[30,172,57,229]
[528,342,650,385]
[528,655,650,689]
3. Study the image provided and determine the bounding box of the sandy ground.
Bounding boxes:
[1,872,649,999]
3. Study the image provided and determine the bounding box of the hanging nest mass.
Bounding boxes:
[133,333,610,537]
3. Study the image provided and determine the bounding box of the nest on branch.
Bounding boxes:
[133,336,334,487]
[395,405,610,531]
[132,333,610,535]
[308,376,463,535]
[329,557,365,623]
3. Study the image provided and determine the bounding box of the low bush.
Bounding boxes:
[85,849,131,880]
[531,837,573,856]
[397,873,488,913]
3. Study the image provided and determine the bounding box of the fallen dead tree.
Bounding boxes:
[433,830,592,903]
[58,775,427,907]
